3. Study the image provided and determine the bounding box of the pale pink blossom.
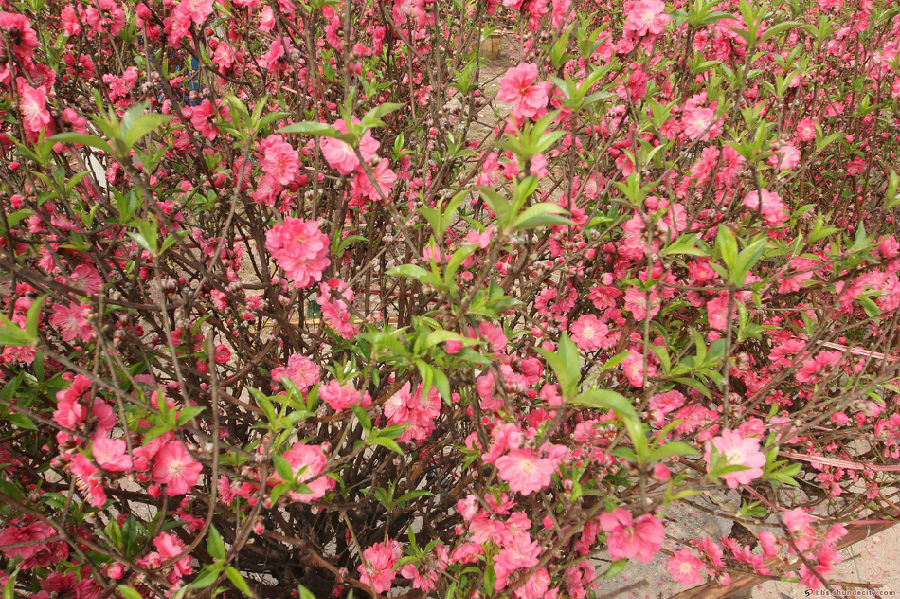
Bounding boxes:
[495,449,558,495]
[624,0,671,39]
[706,428,766,488]
[49,302,94,343]
[280,442,335,501]
[259,134,300,186]
[667,548,706,586]
[569,315,610,352]
[152,441,203,496]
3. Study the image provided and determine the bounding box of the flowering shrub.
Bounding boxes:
[1,0,900,597]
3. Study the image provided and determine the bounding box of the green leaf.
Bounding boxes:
[124,113,171,149]
[190,563,224,590]
[715,225,738,271]
[2,568,18,599]
[477,186,513,229]
[858,296,880,318]
[512,203,572,231]
[207,526,226,560]
[484,562,496,596]
[7,413,37,430]
[662,234,707,257]
[651,441,700,461]
[444,243,479,286]
[296,585,316,599]
[176,405,205,426]
[386,264,430,281]
[25,295,46,339]
[225,567,254,597]
[369,436,405,455]
[273,454,295,482]
[118,585,143,599]
[0,314,36,348]
[558,333,582,396]
[602,558,628,579]
[278,121,342,137]
[351,404,372,431]
[570,389,639,422]
[50,133,114,154]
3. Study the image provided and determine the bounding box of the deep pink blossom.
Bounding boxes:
[599,509,665,563]
[92,437,133,472]
[259,134,300,186]
[497,63,552,119]
[317,380,371,411]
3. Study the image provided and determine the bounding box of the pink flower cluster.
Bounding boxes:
[265,218,330,288]
[384,382,441,443]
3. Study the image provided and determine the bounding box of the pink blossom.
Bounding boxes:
[743,189,789,227]
[706,429,766,489]
[280,442,335,501]
[0,12,39,61]
[569,315,610,352]
[317,380,371,411]
[400,544,448,592]
[92,437,133,472]
[783,508,818,552]
[152,441,203,496]
[271,353,321,392]
[624,0,671,39]
[494,535,541,589]
[495,449,558,495]
[478,322,508,351]
[667,548,706,586]
[319,118,381,175]
[0,519,64,568]
[769,143,801,171]
[316,278,359,339]
[514,566,551,598]
[796,117,817,142]
[69,453,106,507]
[622,350,656,387]
[49,302,94,343]
[265,217,330,289]
[600,509,665,563]
[682,105,716,139]
[758,530,778,558]
[384,382,441,443]
[17,79,51,139]
[350,160,397,206]
[69,264,103,295]
[357,540,402,593]
[496,63,553,120]
[138,532,193,584]
[795,351,841,383]
[259,134,300,186]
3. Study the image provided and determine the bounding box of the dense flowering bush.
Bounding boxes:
[1,0,900,597]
